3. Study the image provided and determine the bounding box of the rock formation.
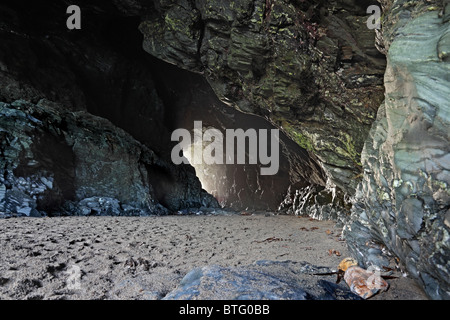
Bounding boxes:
[0,100,216,216]
[164,260,361,300]
[345,0,450,300]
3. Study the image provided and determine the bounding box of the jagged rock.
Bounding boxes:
[277,184,351,225]
[68,196,162,217]
[0,100,216,216]
[163,260,361,300]
[345,0,450,300]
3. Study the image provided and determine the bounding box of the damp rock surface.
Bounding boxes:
[0,100,216,216]
[163,260,362,300]
[345,1,450,300]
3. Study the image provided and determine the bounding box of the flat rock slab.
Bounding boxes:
[164,260,361,300]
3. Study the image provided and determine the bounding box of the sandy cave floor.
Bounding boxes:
[0,214,428,300]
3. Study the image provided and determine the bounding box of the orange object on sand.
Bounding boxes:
[344,266,389,299]
[338,257,358,271]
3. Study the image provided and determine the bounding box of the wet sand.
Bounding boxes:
[0,214,428,300]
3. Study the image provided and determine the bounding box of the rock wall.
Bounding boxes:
[345,0,450,299]
[0,99,217,216]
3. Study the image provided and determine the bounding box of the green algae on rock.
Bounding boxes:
[346,2,450,299]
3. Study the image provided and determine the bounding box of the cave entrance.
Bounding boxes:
[147,57,326,211]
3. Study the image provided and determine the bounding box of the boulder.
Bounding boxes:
[164,260,361,300]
